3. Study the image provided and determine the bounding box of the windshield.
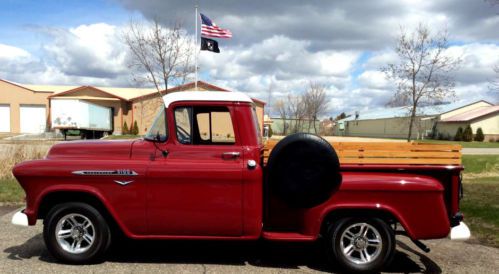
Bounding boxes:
[145,108,168,142]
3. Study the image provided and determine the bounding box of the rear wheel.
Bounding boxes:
[43,202,111,264]
[325,217,395,273]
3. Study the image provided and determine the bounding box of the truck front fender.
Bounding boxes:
[30,185,137,238]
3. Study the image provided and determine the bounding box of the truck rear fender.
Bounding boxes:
[317,204,411,237]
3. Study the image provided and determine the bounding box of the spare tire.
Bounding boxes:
[266,133,342,208]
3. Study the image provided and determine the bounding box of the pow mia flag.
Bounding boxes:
[201,37,220,53]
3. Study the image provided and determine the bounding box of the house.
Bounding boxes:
[436,105,499,141]
[0,79,265,136]
[335,100,498,140]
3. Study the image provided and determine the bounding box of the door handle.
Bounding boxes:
[222,152,240,160]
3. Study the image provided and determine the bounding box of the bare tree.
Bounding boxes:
[303,82,328,133]
[382,23,461,141]
[275,99,288,135]
[287,94,307,133]
[123,18,194,93]
[266,81,274,116]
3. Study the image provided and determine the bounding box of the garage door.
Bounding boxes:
[20,105,46,133]
[0,105,10,132]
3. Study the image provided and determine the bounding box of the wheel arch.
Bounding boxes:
[319,207,406,237]
[37,189,125,237]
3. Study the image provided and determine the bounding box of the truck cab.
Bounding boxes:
[11,91,470,273]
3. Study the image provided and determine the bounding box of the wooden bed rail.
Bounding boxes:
[263,139,462,165]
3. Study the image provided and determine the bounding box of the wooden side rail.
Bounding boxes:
[263,140,462,165]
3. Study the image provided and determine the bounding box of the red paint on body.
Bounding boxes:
[12,101,462,242]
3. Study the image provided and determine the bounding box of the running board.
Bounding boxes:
[262,231,316,242]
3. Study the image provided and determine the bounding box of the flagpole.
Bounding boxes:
[194,3,198,90]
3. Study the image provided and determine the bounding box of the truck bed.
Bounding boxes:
[264,140,462,165]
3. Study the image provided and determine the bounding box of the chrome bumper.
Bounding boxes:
[449,222,470,240]
[11,209,29,227]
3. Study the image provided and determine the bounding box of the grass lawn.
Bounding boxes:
[462,155,499,174]
[461,177,499,248]
[0,178,24,204]
[416,139,499,148]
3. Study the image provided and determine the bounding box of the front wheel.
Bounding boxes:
[43,202,111,264]
[325,217,395,273]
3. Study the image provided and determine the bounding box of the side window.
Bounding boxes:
[174,107,192,144]
[174,106,236,145]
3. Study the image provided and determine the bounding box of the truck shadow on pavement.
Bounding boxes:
[4,234,441,273]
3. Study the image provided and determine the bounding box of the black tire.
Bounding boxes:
[266,133,342,208]
[325,217,395,273]
[43,202,111,264]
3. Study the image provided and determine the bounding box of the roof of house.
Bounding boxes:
[337,100,493,123]
[440,105,499,122]
[2,78,266,104]
[163,91,253,107]
[48,85,158,101]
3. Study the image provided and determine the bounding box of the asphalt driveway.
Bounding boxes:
[1,207,498,274]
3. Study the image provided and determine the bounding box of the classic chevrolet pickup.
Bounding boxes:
[11,91,470,273]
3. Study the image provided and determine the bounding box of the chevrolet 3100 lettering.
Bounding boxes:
[11,91,470,273]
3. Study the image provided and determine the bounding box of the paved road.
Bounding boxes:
[1,208,498,274]
[462,148,499,155]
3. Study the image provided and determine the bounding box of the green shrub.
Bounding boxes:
[474,127,485,142]
[463,125,473,142]
[454,127,463,141]
[132,120,139,135]
[122,121,129,134]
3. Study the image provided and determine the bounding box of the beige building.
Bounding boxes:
[0,79,53,133]
[335,100,498,140]
[0,79,265,136]
[436,105,499,141]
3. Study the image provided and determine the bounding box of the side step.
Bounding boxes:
[262,231,316,242]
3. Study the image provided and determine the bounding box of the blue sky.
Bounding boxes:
[0,0,133,50]
[0,0,498,115]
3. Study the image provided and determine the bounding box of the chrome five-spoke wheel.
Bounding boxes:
[340,222,382,264]
[44,202,111,263]
[55,213,95,254]
[327,217,395,273]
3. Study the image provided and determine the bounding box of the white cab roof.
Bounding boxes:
[162,91,253,107]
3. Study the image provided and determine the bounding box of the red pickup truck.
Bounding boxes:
[11,91,470,273]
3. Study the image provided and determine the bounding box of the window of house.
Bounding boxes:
[174,106,236,145]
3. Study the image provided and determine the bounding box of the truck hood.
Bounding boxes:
[46,140,136,160]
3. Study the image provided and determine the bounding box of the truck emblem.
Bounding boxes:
[114,180,134,186]
[72,170,138,176]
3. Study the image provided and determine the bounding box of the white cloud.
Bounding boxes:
[0,44,31,60]
[2,0,499,118]
[42,23,129,79]
[357,70,392,89]
[1,23,135,87]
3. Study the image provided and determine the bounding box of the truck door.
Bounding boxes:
[146,104,243,236]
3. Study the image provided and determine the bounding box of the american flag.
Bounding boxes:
[200,13,232,39]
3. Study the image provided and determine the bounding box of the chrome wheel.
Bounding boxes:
[339,222,382,265]
[55,213,95,254]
